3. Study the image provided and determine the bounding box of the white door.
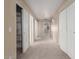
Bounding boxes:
[66,2,75,59]
[22,9,29,53]
[59,2,75,59]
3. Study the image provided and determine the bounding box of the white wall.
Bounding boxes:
[22,9,30,53]
[29,15,34,45]
[22,10,35,52]
[37,20,51,40]
[35,20,38,40]
[59,2,75,59]
[51,17,59,42]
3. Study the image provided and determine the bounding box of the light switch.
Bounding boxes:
[9,56,12,59]
[9,27,12,32]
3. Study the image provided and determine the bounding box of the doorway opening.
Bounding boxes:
[16,4,23,59]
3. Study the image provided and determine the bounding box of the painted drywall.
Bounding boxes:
[51,24,58,42]
[22,9,30,53]
[51,15,59,43]
[4,0,16,59]
[59,2,75,59]
[25,0,65,19]
[29,15,34,45]
[37,20,51,40]
[34,20,39,40]
[35,17,59,42]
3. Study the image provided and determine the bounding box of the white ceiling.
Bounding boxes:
[25,0,74,20]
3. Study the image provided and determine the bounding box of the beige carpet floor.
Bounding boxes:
[20,40,71,59]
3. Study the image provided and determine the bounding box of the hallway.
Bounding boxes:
[20,40,70,59]
[4,0,75,59]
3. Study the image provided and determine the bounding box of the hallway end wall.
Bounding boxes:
[51,15,59,43]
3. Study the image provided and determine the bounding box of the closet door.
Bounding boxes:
[59,2,75,59]
[59,8,67,52]
[66,3,75,59]
[22,9,29,53]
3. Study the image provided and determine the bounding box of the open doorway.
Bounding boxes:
[16,4,23,59]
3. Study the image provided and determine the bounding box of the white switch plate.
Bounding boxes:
[9,27,12,32]
[9,56,12,59]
